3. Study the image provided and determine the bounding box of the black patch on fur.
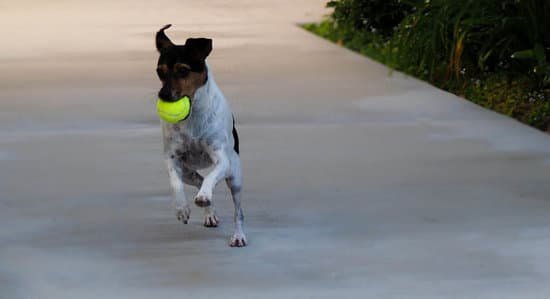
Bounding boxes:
[184,38,212,63]
[155,25,212,101]
[156,24,174,52]
[232,116,239,154]
[155,25,212,73]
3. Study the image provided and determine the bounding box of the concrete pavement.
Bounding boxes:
[1,1,550,298]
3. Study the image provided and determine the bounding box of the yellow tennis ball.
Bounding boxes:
[156,96,191,124]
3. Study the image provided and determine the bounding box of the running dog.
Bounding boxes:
[155,24,246,247]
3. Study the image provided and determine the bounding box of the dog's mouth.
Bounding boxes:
[158,90,192,103]
[164,94,191,102]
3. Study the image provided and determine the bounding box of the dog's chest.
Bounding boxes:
[166,125,213,170]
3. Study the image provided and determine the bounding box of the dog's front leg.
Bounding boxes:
[194,148,229,208]
[164,156,191,224]
[180,167,217,227]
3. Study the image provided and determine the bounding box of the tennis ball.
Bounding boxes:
[156,96,191,124]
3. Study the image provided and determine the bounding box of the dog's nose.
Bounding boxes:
[158,87,173,102]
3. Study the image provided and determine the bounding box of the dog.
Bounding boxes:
[155,24,246,247]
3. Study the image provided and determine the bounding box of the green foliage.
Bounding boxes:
[327,0,414,38]
[392,0,550,86]
[464,75,550,130]
[303,0,550,131]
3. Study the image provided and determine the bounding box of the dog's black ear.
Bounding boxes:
[156,24,175,52]
[185,38,212,61]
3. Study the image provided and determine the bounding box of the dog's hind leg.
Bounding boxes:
[165,156,191,224]
[226,151,246,247]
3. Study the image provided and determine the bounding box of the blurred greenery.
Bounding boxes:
[303,0,550,132]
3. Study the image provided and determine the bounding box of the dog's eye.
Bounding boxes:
[157,65,168,81]
[174,63,190,77]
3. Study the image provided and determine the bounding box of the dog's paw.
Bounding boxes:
[176,206,191,224]
[203,213,219,227]
[229,232,247,247]
[194,194,211,207]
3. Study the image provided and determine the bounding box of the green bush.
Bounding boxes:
[392,0,550,86]
[327,0,414,38]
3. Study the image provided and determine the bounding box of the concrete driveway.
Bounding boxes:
[1,1,550,298]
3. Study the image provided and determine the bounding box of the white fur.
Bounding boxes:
[161,65,246,247]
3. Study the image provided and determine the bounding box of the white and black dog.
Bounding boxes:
[155,24,246,247]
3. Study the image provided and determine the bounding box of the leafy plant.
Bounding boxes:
[394,0,550,85]
[327,0,414,38]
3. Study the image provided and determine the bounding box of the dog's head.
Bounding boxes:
[155,24,212,102]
